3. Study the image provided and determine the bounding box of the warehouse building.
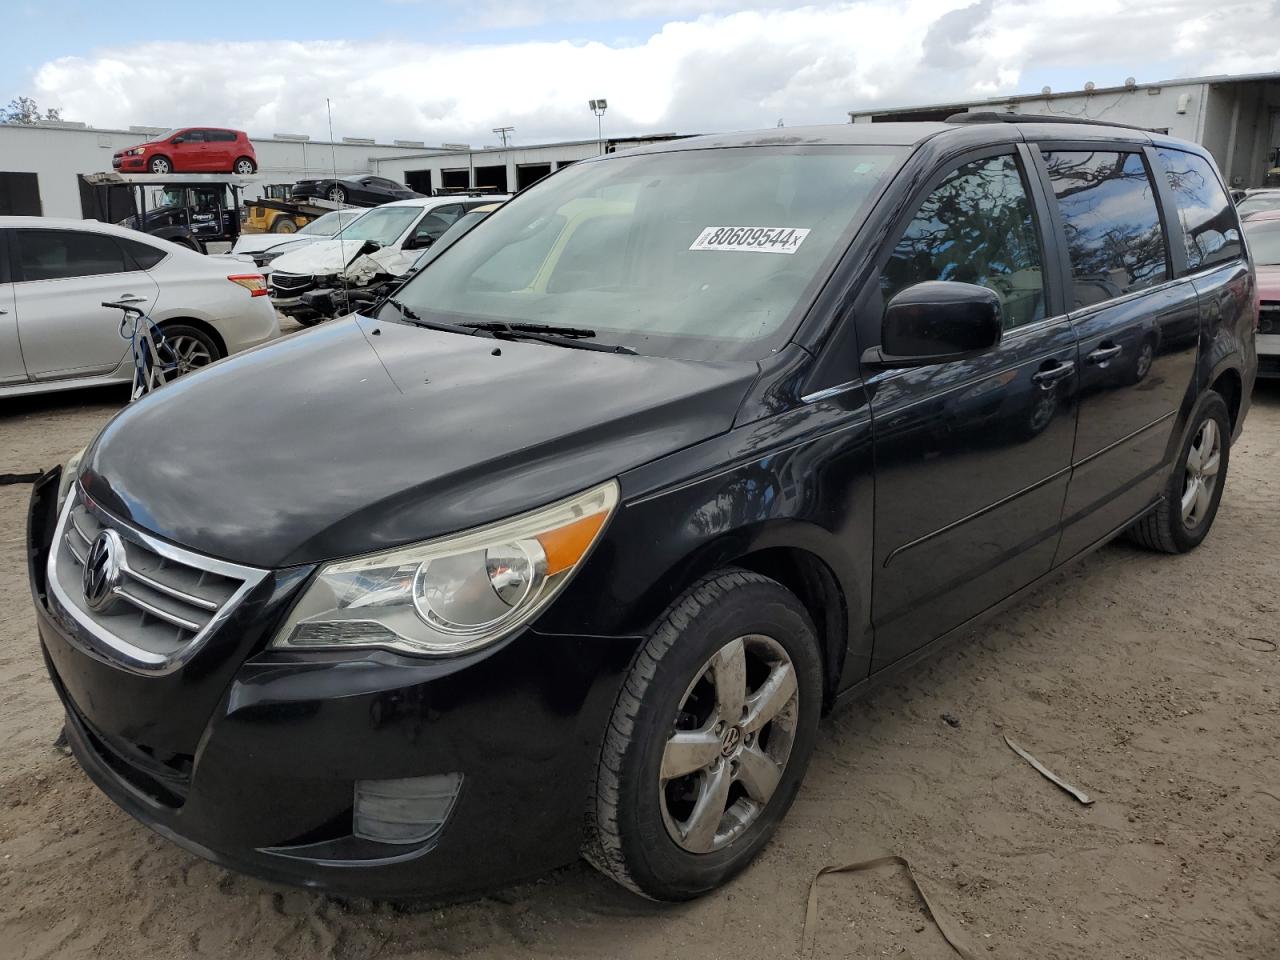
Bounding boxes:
[368,134,687,195]
[849,71,1280,188]
[0,121,445,218]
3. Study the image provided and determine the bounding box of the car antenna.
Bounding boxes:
[327,97,351,317]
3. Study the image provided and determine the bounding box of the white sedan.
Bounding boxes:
[0,217,280,399]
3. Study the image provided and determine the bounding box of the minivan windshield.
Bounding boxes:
[1245,218,1280,265]
[388,145,906,360]
[334,206,422,247]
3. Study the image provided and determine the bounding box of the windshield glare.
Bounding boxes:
[1245,220,1280,265]
[1238,194,1280,217]
[389,145,905,360]
[335,207,421,246]
[301,209,362,237]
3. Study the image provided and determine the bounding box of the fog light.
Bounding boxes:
[353,773,462,845]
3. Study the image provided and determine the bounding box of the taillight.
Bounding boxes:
[228,274,268,297]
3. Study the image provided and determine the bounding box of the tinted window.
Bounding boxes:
[881,154,1046,330]
[180,130,207,143]
[1042,150,1169,308]
[120,237,168,270]
[1155,148,1242,271]
[15,229,129,281]
[207,129,237,142]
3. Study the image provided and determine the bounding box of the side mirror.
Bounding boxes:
[171,136,185,144]
[862,280,1003,368]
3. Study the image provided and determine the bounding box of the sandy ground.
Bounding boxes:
[1,370,1278,960]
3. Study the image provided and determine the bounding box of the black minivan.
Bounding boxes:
[30,116,1256,902]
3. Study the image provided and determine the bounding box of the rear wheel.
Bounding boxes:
[149,156,172,174]
[233,156,256,175]
[270,217,298,234]
[327,185,346,203]
[159,324,222,381]
[1127,391,1230,553]
[586,569,822,900]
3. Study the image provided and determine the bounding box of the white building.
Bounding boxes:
[0,121,447,218]
[368,134,687,195]
[849,72,1280,188]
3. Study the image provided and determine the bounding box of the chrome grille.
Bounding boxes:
[270,272,313,295]
[1260,301,1279,336]
[48,487,269,674]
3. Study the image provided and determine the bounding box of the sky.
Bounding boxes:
[3,0,1278,147]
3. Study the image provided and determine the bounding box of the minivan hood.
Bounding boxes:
[80,316,758,567]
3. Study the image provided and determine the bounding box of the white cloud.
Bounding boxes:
[30,0,1280,145]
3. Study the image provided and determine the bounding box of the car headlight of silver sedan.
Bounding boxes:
[272,480,618,657]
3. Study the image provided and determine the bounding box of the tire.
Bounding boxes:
[158,323,222,382]
[270,217,298,234]
[1127,390,1230,553]
[586,568,823,900]
[327,185,346,203]
[149,155,172,174]
[233,156,256,175]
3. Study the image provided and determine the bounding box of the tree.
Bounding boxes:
[2,96,61,124]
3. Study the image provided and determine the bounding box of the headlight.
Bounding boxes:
[272,480,618,656]
[57,447,86,511]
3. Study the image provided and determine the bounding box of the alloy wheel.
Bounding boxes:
[164,335,214,379]
[659,634,799,854]
[328,186,345,203]
[234,159,254,174]
[1135,341,1155,380]
[1181,418,1221,529]
[151,158,171,174]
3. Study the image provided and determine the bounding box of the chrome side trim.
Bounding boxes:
[46,485,271,676]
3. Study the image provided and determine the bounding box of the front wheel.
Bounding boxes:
[270,217,297,234]
[149,156,172,174]
[327,185,346,203]
[586,568,822,900]
[1127,390,1230,553]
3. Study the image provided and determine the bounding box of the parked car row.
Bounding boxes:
[268,194,506,323]
[0,218,278,399]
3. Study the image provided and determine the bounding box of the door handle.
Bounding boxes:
[1086,343,1123,365]
[113,294,148,304]
[1031,359,1075,387]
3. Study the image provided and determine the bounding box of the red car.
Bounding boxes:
[112,127,257,175]
[1244,209,1280,377]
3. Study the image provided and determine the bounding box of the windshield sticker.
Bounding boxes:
[689,227,810,254]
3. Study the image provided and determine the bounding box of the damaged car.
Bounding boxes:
[268,196,506,324]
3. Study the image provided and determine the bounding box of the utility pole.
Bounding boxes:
[491,126,514,148]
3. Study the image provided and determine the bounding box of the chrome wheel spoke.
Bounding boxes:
[1201,450,1221,479]
[1186,439,1203,472]
[1193,476,1212,520]
[735,743,782,803]
[1181,479,1199,523]
[743,661,796,734]
[680,763,732,853]
[662,729,722,781]
[711,638,747,723]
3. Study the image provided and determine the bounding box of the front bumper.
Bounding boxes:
[113,156,146,171]
[28,471,638,898]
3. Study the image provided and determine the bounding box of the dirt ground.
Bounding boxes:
[2,372,1278,960]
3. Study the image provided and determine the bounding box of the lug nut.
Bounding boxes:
[714,721,725,735]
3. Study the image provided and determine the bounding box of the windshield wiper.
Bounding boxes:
[382,298,478,335]
[460,320,636,355]
[462,320,598,339]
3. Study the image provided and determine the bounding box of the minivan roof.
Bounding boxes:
[613,118,1189,157]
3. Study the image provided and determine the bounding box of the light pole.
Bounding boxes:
[492,125,514,147]
[588,99,608,155]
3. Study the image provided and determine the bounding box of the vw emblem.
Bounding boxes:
[82,529,125,613]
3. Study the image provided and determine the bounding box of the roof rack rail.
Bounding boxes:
[946,111,1156,133]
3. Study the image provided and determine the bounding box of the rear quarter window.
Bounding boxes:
[1154,148,1243,272]
[119,237,169,270]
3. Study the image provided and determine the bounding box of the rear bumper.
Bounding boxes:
[29,472,639,898]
